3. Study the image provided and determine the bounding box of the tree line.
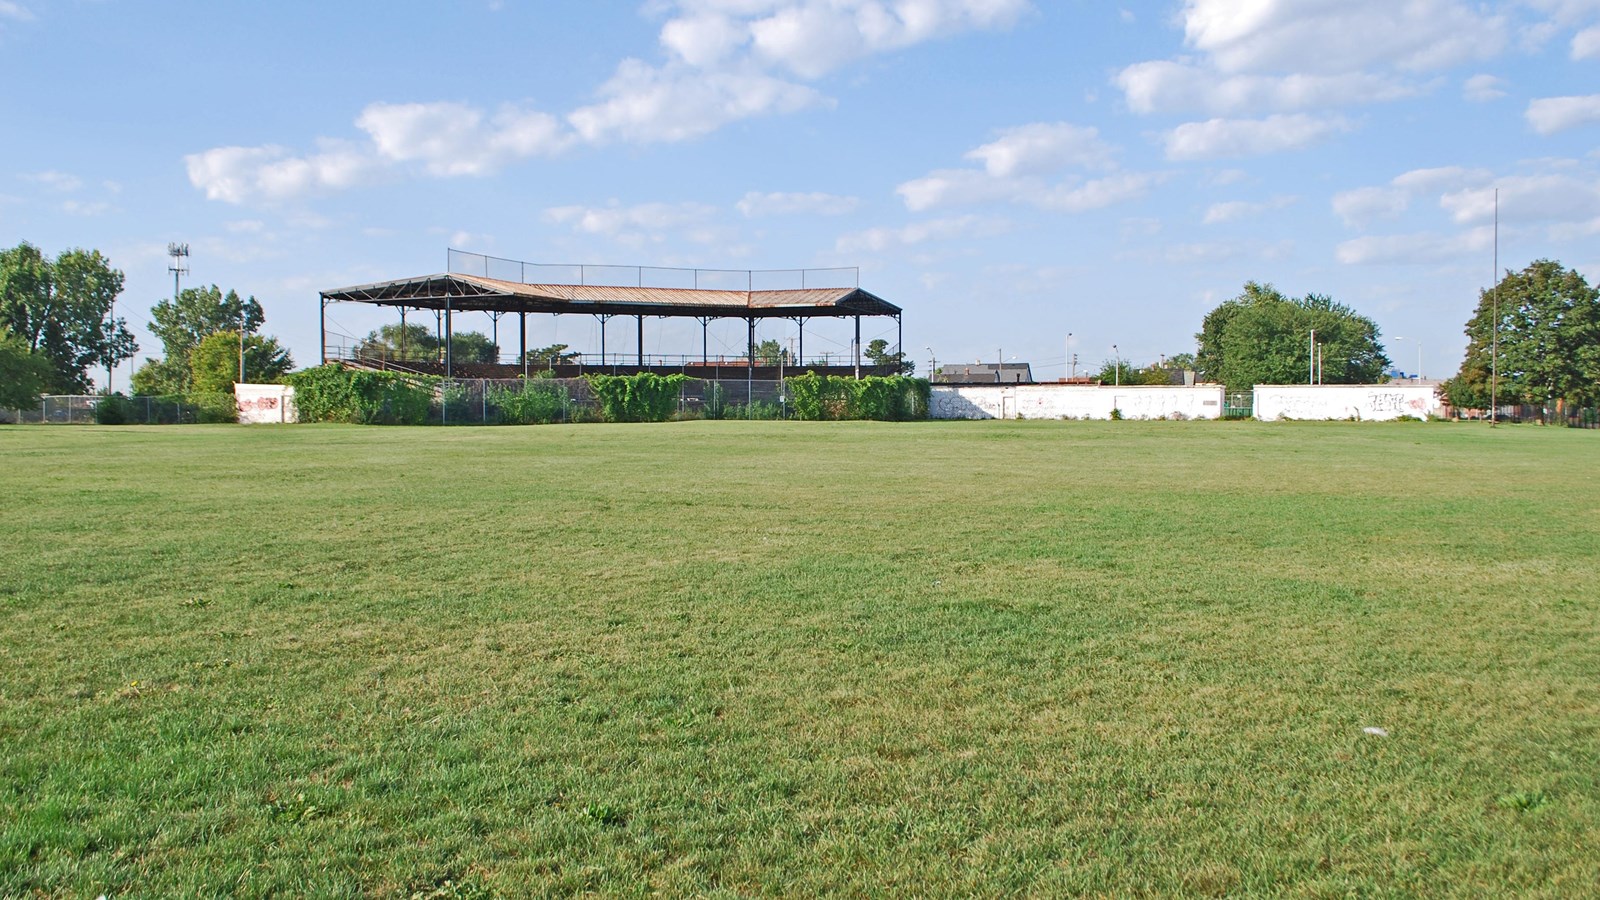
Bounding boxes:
[1,241,292,410]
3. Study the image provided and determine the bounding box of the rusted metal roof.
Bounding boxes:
[321,273,901,319]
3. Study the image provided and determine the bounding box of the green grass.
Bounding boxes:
[1,420,1596,897]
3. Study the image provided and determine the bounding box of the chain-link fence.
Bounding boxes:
[3,394,238,425]
[433,378,792,424]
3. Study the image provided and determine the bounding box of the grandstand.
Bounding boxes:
[319,251,905,380]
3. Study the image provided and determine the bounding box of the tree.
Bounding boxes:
[354,322,439,362]
[189,330,294,394]
[1447,260,1600,410]
[0,326,54,409]
[864,338,914,375]
[1196,281,1388,391]
[1094,357,1180,385]
[133,285,265,394]
[0,242,137,393]
[517,343,580,366]
[755,339,790,366]
[441,331,498,364]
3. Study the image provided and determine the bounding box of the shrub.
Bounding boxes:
[287,365,434,425]
[491,380,568,424]
[94,393,137,425]
[187,392,239,424]
[787,372,929,421]
[587,373,687,422]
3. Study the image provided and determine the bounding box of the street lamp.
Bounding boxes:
[1394,336,1423,384]
[1112,343,1120,387]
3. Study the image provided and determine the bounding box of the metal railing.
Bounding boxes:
[446,248,859,291]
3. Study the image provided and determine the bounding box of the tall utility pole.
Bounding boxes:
[1308,328,1316,384]
[167,243,189,301]
[1112,344,1120,387]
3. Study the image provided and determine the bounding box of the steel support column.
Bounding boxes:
[520,311,528,378]
[445,295,454,378]
[747,318,756,372]
[319,296,327,364]
[853,315,861,379]
[637,314,644,367]
[797,318,805,369]
[897,314,903,375]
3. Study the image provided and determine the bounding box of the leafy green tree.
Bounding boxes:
[1094,358,1178,385]
[354,322,439,361]
[1447,260,1600,410]
[517,342,580,366]
[189,330,294,393]
[0,326,54,408]
[444,330,498,364]
[1196,282,1388,391]
[864,338,914,375]
[0,242,137,393]
[133,285,264,394]
[755,339,790,366]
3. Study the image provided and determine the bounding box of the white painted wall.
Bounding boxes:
[1252,384,1441,421]
[930,384,1225,420]
[234,384,298,424]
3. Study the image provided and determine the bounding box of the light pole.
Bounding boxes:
[1112,344,1120,387]
[1394,336,1423,383]
[1308,328,1316,384]
[1065,332,1073,381]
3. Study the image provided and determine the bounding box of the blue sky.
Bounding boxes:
[4,0,1599,385]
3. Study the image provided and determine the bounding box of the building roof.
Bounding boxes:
[321,273,901,320]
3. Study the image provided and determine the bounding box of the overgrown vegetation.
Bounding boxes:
[286,365,435,425]
[488,379,569,425]
[586,372,688,422]
[786,372,929,420]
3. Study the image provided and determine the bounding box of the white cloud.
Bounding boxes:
[1575,25,1600,59]
[1439,173,1600,224]
[184,142,377,204]
[1527,94,1600,134]
[834,215,1009,253]
[737,191,859,216]
[23,170,82,191]
[963,122,1115,176]
[61,200,113,217]
[746,0,1031,79]
[569,60,826,144]
[897,119,1154,213]
[1463,74,1507,102]
[187,0,1031,204]
[1114,0,1506,119]
[1335,226,1494,265]
[544,201,719,237]
[1159,238,1293,265]
[1331,186,1410,227]
[0,1,33,21]
[357,102,570,176]
[1181,0,1505,75]
[1037,172,1161,212]
[1162,114,1350,160]
[897,168,1158,213]
[1117,62,1416,116]
[1202,195,1295,224]
[1332,166,1492,227]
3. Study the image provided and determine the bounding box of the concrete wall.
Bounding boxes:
[235,384,298,424]
[931,384,1225,420]
[1252,384,1441,421]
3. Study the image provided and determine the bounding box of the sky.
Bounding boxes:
[3,0,1600,387]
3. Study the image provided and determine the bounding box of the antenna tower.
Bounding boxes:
[167,242,190,300]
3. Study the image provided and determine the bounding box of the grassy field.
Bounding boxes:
[1,420,1596,897]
